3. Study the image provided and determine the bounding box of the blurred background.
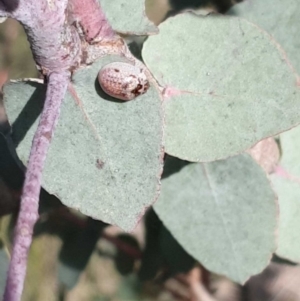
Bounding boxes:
[1,0,300,300]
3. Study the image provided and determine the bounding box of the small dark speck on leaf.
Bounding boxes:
[96,159,105,169]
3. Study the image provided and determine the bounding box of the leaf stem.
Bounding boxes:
[4,0,81,72]
[68,0,116,42]
[3,71,70,301]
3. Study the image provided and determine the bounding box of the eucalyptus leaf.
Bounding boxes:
[270,126,300,262]
[101,0,158,35]
[3,55,163,231]
[143,14,300,162]
[154,154,277,283]
[228,0,300,74]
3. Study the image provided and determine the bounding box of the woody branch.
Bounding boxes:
[1,0,116,300]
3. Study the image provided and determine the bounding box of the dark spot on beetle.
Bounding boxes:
[96,159,105,169]
[123,83,129,89]
[114,69,120,72]
[141,82,149,92]
[131,80,150,97]
[131,84,143,96]
[130,74,137,79]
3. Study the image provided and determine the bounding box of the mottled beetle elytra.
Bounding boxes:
[98,62,149,101]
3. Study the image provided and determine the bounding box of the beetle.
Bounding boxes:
[98,62,149,101]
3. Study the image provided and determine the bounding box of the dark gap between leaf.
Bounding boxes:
[11,82,46,147]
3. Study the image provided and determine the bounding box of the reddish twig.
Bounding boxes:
[1,1,124,300]
[3,71,70,301]
[7,0,81,72]
[1,2,81,300]
[68,0,116,42]
[102,232,142,259]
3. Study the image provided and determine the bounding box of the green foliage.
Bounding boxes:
[2,0,300,292]
[143,14,300,162]
[228,0,300,73]
[271,126,300,262]
[226,0,300,271]
[155,154,277,283]
[3,55,163,231]
[100,0,158,34]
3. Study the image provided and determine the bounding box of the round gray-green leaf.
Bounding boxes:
[228,0,300,74]
[270,126,300,262]
[143,14,300,162]
[3,56,163,231]
[101,0,158,35]
[154,154,277,283]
